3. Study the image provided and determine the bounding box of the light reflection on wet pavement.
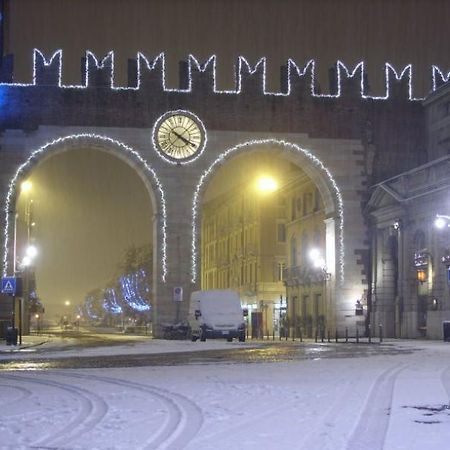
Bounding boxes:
[0,342,420,371]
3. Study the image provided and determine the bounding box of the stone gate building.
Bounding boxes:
[0,50,438,337]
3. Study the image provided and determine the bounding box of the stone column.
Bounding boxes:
[151,168,201,337]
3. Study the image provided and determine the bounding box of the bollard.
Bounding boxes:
[345,327,348,343]
[315,328,318,343]
[327,329,331,343]
[335,329,338,343]
[368,324,372,344]
[299,328,303,343]
[273,330,275,341]
[321,328,324,343]
[379,324,383,343]
[356,328,359,343]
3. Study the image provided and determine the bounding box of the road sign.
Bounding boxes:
[1,277,17,295]
[173,286,183,302]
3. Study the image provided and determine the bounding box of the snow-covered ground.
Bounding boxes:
[1,339,450,449]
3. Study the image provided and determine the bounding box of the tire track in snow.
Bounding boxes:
[297,377,368,449]
[440,365,450,401]
[189,377,344,447]
[346,364,405,450]
[0,383,32,404]
[1,373,108,447]
[60,372,203,450]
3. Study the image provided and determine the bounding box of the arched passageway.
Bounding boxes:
[192,140,343,337]
[2,135,164,334]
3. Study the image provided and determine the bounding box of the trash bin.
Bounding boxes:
[443,321,450,342]
[5,327,18,346]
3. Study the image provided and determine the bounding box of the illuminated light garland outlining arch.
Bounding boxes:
[0,49,444,100]
[191,139,345,285]
[2,134,168,282]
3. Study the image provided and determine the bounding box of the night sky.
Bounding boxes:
[16,148,153,319]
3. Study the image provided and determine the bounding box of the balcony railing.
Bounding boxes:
[282,265,329,285]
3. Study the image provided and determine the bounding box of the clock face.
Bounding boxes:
[153,111,206,162]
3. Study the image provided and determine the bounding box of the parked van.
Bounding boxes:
[188,290,246,342]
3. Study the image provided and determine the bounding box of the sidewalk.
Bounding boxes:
[0,333,53,353]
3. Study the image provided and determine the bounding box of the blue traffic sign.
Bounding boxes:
[1,277,17,295]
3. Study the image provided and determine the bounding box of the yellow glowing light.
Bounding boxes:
[64,300,71,306]
[256,176,278,193]
[21,181,32,193]
[417,269,427,283]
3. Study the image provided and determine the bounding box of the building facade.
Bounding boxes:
[201,159,295,336]
[0,49,434,337]
[282,173,328,337]
[367,83,450,339]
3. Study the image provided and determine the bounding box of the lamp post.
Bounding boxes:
[13,180,35,343]
[254,175,278,337]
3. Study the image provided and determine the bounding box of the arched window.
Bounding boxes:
[313,228,321,246]
[413,230,426,253]
[301,232,309,263]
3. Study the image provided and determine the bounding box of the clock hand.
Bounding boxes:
[172,130,196,148]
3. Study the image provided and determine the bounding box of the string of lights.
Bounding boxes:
[102,286,123,315]
[432,66,450,91]
[1,134,168,282]
[0,49,442,100]
[191,139,345,285]
[84,294,100,320]
[119,269,151,312]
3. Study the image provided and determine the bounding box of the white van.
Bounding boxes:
[188,290,246,342]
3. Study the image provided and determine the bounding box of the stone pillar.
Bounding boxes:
[151,169,201,337]
[324,217,336,330]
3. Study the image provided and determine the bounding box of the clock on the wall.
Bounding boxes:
[152,110,206,163]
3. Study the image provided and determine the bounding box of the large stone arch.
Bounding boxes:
[1,134,167,288]
[191,139,344,287]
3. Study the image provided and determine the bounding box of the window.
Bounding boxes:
[413,230,426,253]
[278,262,285,281]
[314,187,321,211]
[303,192,313,215]
[290,237,297,267]
[301,232,309,263]
[277,223,286,242]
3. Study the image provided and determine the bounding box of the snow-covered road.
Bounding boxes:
[1,340,450,449]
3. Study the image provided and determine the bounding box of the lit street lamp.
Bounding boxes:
[435,214,450,229]
[13,180,38,343]
[256,175,278,193]
[308,247,331,280]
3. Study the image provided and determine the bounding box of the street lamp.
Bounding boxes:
[21,180,32,193]
[256,175,278,193]
[308,247,331,280]
[435,215,450,229]
[12,180,36,343]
